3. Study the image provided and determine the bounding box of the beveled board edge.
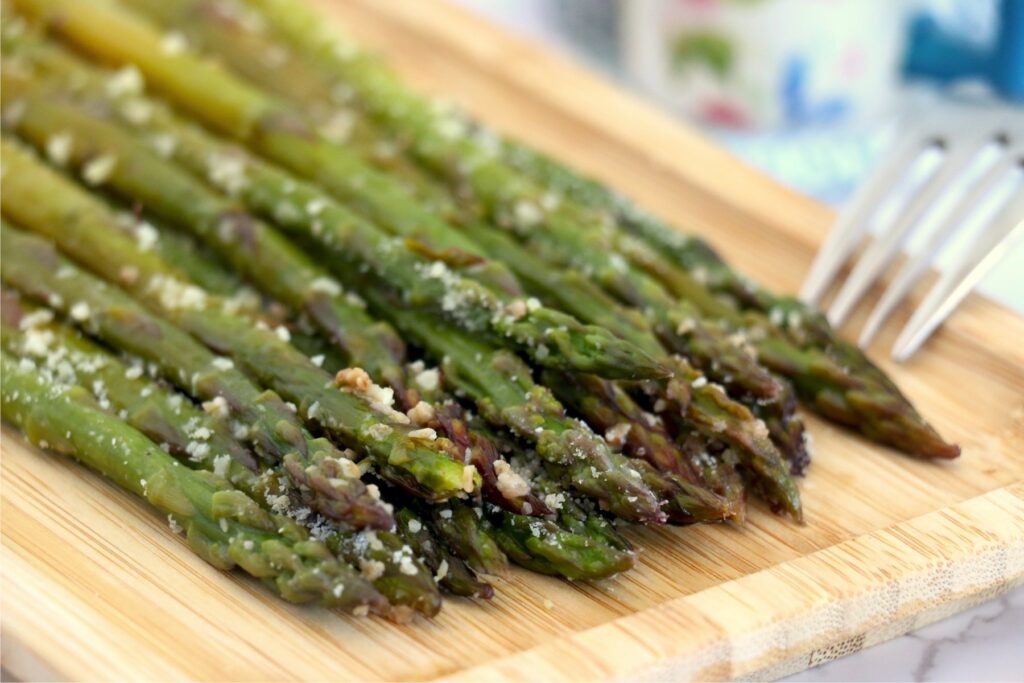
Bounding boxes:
[441,483,1024,681]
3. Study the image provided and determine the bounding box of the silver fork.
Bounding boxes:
[799,105,1024,361]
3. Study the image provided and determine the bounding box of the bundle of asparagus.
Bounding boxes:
[0,0,958,620]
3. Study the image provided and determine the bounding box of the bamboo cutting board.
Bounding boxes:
[3,1,1023,680]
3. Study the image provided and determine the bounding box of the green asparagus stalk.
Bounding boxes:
[109,0,774,397]
[395,507,494,599]
[8,5,802,518]
[87,0,778,399]
[0,290,260,482]
[0,349,388,613]
[2,40,561,511]
[7,63,555,520]
[654,358,801,520]
[540,369,741,523]
[426,502,507,575]
[0,290,445,618]
[2,68,666,384]
[122,0,455,211]
[490,507,634,581]
[326,527,443,620]
[231,0,956,461]
[0,219,408,529]
[151,0,769,403]
[7,0,671,382]
[465,415,636,549]
[10,0,515,298]
[4,73,553,515]
[0,145,478,503]
[2,25,790,497]
[349,282,666,524]
[113,209,264,308]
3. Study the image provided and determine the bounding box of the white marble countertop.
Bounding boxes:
[455,3,1024,680]
[785,585,1024,681]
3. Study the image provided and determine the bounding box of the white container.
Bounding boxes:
[621,0,909,130]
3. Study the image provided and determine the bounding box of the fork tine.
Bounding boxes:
[826,130,999,327]
[859,144,1023,347]
[891,189,1024,361]
[799,133,935,304]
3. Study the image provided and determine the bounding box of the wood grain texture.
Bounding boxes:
[2,0,1023,680]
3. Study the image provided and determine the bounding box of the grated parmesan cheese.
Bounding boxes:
[82,153,117,186]
[46,132,73,165]
[69,301,91,321]
[493,460,529,499]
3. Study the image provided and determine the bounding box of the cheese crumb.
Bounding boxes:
[212,454,231,477]
[461,465,476,493]
[604,422,632,449]
[406,400,435,426]
[82,153,117,186]
[413,367,440,393]
[407,427,437,441]
[69,302,91,321]
[46,132,73,165]
[335,367,372,392]
[308,276,341,296]
[494,460,530,499]
[202,396,230,418]
[359,558,385,581]
[543,492,565,511]
[505,299,528,320]
[161,31,188,55]
[106,65,144,96]
[434,559,449,582]
[18,309,54,330]
[134,221,159,251]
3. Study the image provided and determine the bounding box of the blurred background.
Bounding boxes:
[453,0,1023,313]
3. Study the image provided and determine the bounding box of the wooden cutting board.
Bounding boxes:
[3,1,1023,680]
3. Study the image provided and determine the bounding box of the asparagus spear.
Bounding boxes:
[230,0,956,461]
[122,0,455,211]
[77,0,774,399]
[426,502,507,575]
[395,507,494,599]
[2,28,790,497]
[105,0,763,386]
[349,282,666,524]
[4,75,552,518]
[6,0,673,382]
[464,415,637,553]
[0,349,388,613]
[541,369,741,523]
[0,219,408,528]
[326,526,443,620]
[490,507,634,581]
[8,9,802,518]
[2,70,666,385]
[0,290,260,483]
[114,210,264,310]
[0,145,479,503]
[10,0,515,298]
[18,48,795,506]
[654,357,801,520]
[3,42,558,516]
[1,290,445,617]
